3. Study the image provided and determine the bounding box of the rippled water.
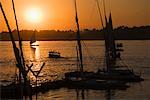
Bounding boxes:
[0,40,150,100]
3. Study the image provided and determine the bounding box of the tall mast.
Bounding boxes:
[0,1,27,84]
[102,0,111,71]
[102,0,116,71]
[74,0,83,72]
[0,3,21,67]
[0,3,16,49]
[108,13,117,60]
[12,0,25,67]
[96,0,113,71]
[95,0,109,70]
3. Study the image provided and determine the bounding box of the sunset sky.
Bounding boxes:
[0,0,150,32]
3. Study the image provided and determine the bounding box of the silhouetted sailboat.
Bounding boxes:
[65,0,94,81]
[30,31,39,46]
[64,0,129,90]
[95,0,144,82]
[48,50,61,58]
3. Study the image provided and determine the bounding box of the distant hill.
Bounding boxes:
[0,26,150,41]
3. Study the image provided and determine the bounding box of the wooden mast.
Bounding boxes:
[1,2,24,98]
[0,2,32,98]
[12,0,25,67]
[0,3,26,77]
[95,0,111,71]
[96,0,117,71]
[102,0,118,71]
[74,0,83,73]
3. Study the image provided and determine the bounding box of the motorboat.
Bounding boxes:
[48,51,61,58]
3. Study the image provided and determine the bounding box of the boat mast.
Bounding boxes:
[0,3,23,72]
[102,0,111,71]
[11,2,26,93]
[12,0,25,67]
[74,0,83,73]
[96,0,111,71]
[108,13,117,61]
[0,3,29,98]
[96,0,116,71]
[102,0,117,71]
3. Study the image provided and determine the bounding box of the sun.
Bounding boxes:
[25,7,43,23]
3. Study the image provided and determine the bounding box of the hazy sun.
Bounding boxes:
[25,7,43,23]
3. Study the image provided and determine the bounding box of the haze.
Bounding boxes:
[0,0,150,32]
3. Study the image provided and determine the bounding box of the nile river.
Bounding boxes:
[0,40,150,100]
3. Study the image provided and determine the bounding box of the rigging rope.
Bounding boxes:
[95,0,104,29]
[81,41,100,70]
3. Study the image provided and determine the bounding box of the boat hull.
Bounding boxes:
[63,79,129,90]
[94,69,144,82]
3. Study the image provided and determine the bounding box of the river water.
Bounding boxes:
[0,40,150,100]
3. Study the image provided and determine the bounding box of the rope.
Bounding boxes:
[81,41,100,70]
[95,0,104,29]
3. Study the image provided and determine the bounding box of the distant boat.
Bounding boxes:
[48,51,61,58]
[30,31,39,46]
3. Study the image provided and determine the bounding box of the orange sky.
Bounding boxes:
[0,0,150,32]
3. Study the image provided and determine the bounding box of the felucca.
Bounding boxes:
[95,0,144,82]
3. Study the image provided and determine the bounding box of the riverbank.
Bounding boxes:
[1,26,150,41]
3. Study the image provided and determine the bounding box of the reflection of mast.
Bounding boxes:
[75,89,85,100]
[105,89,115,100]
[76,46,80,71]
[74,0,83,73]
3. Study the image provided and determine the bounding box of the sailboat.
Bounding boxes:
[64,0,129,90]
[30,31,39,46]
[64,0,94,81]
[48,50,61,58]
[94,0,144,82]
